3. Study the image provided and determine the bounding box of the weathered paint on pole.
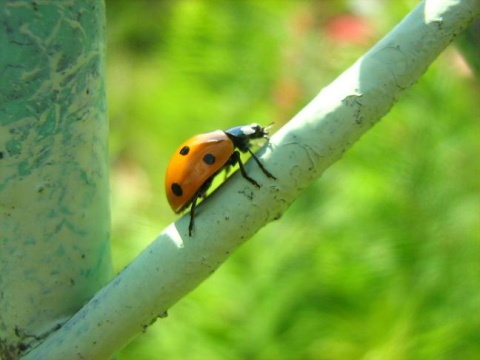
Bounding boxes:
[0,1,112,358]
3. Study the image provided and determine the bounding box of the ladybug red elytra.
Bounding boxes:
[165,123,276,236]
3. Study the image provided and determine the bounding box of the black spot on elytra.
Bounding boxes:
[171,183,183,197]
[179,146,190,155]
[203,153,215,165]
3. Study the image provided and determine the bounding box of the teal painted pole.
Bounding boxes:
[0,1,112,358]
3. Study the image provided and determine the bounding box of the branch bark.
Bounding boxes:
[15,0,480,359]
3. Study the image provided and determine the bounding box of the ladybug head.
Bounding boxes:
[224,123,272,151]
[245,123,273,139]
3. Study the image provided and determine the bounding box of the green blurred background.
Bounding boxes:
[106,1,480,359]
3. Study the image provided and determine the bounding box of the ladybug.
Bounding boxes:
[165,123,276,236]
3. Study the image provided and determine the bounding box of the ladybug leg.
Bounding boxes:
[188,176,214,236]
[188,193,200,236]
[246,148,276,180]
[230,151,260,188]
[223,163,231,180]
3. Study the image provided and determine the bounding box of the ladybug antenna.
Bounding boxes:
[263,122,275,139]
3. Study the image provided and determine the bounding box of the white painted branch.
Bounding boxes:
[22,0,480,359]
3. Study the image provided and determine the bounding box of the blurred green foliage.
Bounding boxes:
[106,1,480,359]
